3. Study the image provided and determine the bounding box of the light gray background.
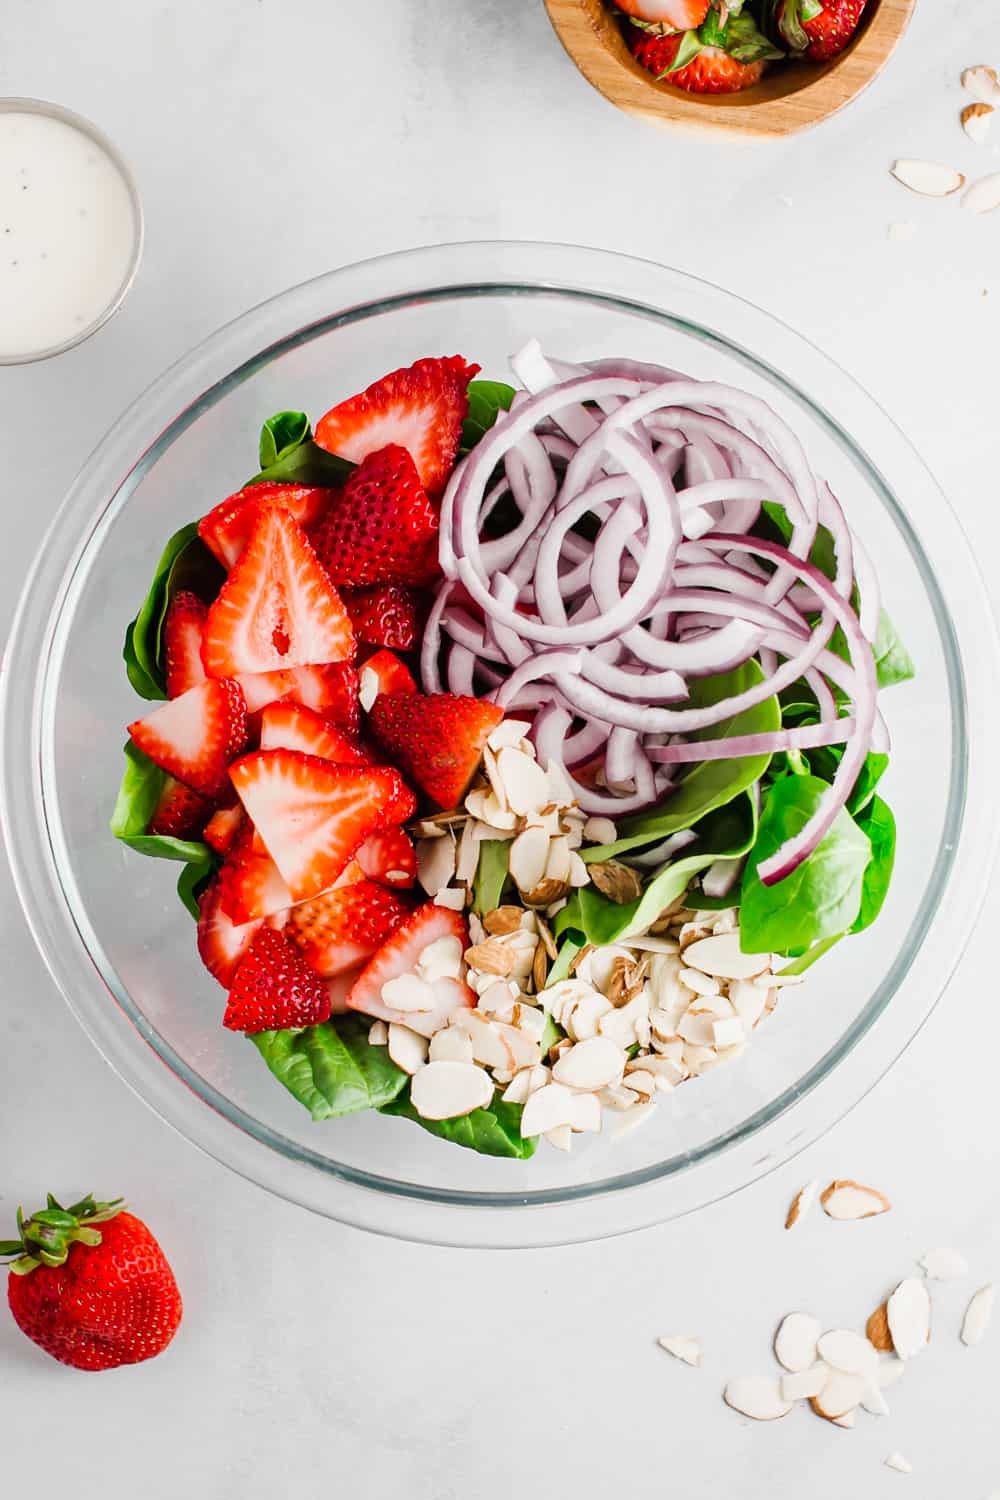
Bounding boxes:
[2,1,998,1493]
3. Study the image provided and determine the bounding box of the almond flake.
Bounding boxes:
[861,1382,890,1416]
[890,158,965,197]
[358,665,380,712]
[583,816,617,844]
[416,935,464,983]
[483,905,525,937]
[381,974,437,1013]
[657,1335,702,1367]
[508,826,551,894]
[588,859,643,904]
[820,1179,891,1220]
[497,746,551,816]
[428,1027,474,1064]
[962,64,1000,104]
[433,888,466,911]
[465,939,516,977]
[884,1453,912,1475]
[387,1024,429,1074]
[780,1365,827,1402]
[487,719,533,752]
[812,1369,866,1419]
[544,834,572,885]
[774,1312,820,1373]
[919,1247,968,1281]
[681,933,769,980]
[876,1358,905,1389]
[961,1284,995,1346]
[368,1020,388,1046]
[817,1329,879,1379]
[712,1016,744,1049]
[416,832,457,897]
[568,1090,602,1133]
[962,101,994,143]
[723,1377,793,1422]
[867,1302,894,1353]
[963,172,1000,215]
[886,1278,931,1360]
[521,1081,578,1136]
[545,1123,573,1151]
[785,1179,818,1230]
[464,788,518,831]
[410,1060,493,1120]
[553,1036,626,1090]
[524,877,572,907]
[831,1410,856,1429]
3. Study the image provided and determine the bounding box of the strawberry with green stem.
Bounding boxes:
[756,0,866,59]
[626,0,782,92]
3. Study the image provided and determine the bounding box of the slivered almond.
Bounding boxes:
[961,1283,994,1346]
[657,1335,702,1367]
[531,941,548,994]
[681,933,769,980]
[812,1369,866,1419]
[919,1247,968,1281]
[820,1179,891,1220]
[723,1377,792,1421]
[465,940,516,977]
[867,1302,895,1352]
[589,859,643,904]
[483,905,525,937]
[962,101,994,143]
[785,1179,818,1229]
[410,1061,493,1120]
[508,826,550,893]
[774,1312,820,1373]
[387,1024,429,1074]
[886,1278,931,1359]
[817,1329,879,1378]
[891,158,965,197]
[962,64,1000,104]
[963,172,1000,214]
[524,878,571,908]
[780,1365,827,1402]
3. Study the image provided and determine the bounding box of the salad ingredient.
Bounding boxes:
[657,1334,703,1367]
[962,172,1000,215]
[885,1279,931,1360]
[369,691,503,809]
[129,678,249,797]
[616,0,709,24]
[723,1377,793,1421]
[817,1328,879,1378]
[147,777,212,840]
[961,102,993,144]
[347,903,475,1037]
[961,65,1000,105]
[410,1059,494,1120]
[314,355,479,497]
[785,1179,819,1229]
[198,481,333,570]
[257,700,366,763]
[203,804,243,854]
[960,1285,994,1347]
[310,446,439,588]
[884,1454,913,1475]
[630,29,767,92]
[124,522,221,702]
[223,926,331,1033]
[780,1367,827,1401]
[251,1013,408,1119]
[919,1248,968,1281]
[343,584,424,650]
[356,825,418,888]
[820,1180,892,1220]
[228,750,411,903]
[201,503,355,678]
[359,647,418,708]
[890,159,966,197]
[286,880,413,977]
[217,827,293,922]
[3,1194,181,1371]
[380,1090,535,1158]
[163,590,208,698]
[867,1302,894,1352]
[774,1312,820,1372]
[196,879,262,985]
[796,0,867,60]
[387,1024,430,1074]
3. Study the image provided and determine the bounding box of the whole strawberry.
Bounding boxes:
[2,1194,182,1371]
[758,0,868,61]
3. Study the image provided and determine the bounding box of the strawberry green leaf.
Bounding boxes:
[657,27,702,75]
[380,1091,536,1159]
[725,13,785,61]
[251,1015,408,1120]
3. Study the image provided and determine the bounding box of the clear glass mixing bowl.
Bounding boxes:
[3,242,997,1247]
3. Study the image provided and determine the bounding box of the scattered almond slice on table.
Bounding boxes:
[820,1179,891,1220]
[962,65,1000,105]
[785,1179,818,1229]
[961,1284,995,1347]
[723,1377,792,1422]
[884,1452,913,1475]
[657,1335,702,1368]
[962,102,994,145]
[919,1247,968,1281]
[867,1301,895,1353]
[890,159,965,198]
[963,174,1000,216]
[886,1279,931,1360]
[774,1312,821,1373]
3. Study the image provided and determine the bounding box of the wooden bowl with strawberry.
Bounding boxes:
[544,0,915,136]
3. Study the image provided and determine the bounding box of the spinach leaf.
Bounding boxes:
[472,838,511,915]
[252,1015,408,1121]
[800,740,889,817]
[380,1090,536,1158]
[584,662,779,862]
[176,859,216,921]
[739,774,870,955]
[123,523,224,701]
[460,380,515,453]
[110,741,218,915]
[851,795,896,933]
[871,609,916,689]
[258,410,311,471]
[547,936,583,986]
[776,934,843,975]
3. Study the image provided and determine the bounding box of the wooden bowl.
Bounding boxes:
[543,0,916,137]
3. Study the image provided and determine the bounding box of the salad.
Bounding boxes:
[616,0,868,95]
[112,343,912,1158]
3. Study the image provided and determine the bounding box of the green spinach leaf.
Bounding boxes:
[258,410,311,470]
[460,380,516,453]
[245,409,354,489]
[111,741,218,915]
[777,933,844,976]
[472,838,512,914]
[740,774,870,955]
[851,795,896,933]
[252,1015,408,1120]
[123,523,223,700]
[871,609,916,689]
[380,1090,536,1158]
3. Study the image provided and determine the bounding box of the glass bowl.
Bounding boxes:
[3,242,997,1248]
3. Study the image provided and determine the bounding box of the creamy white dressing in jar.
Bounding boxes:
[0,100,142,362]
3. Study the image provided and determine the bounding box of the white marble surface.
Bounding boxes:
[3,1,1000,1492]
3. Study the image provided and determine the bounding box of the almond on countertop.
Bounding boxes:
[961,64,1000,104]
[774,1312,820,1373]
[657,1335,702,1367]
[723,1377,793,1422]
[961,101,994,144]
[963,173,1000,215]
[890,159,965,197]
[785,1179,818,1229]
[820,1180,892,1221]
[867,1301,895,1353]
[961,1284,995,1347]
[886,1278,931,1360]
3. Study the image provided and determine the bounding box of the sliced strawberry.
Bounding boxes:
[147,775,213,840]
[129,678,249,797]
[357,826,417,889]
[368,692,503,810]
[359,648,417,708]
[628,28,765,91]
[198,482,335,569]
[218,827,293,924]
[801,0,867,59]
[235,662,359,735]
[334,858,366,888]
[223,926,331,1033]
[197,879,263,988]
[314,356,479,497]
[342,584,425,650]
[309,446,440,588]
[617,0,709,21]
[201,503,354,679]
[346,903,474,1038]
[325,971,359,1015]
[286,880,413,978]
[204,803,244,855]
[228,748,410,903]
[258,700,367,764]
[163,591,207,699]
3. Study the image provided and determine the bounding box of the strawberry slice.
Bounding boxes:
[617,0,709,22]
[342,584,425,651]
[357,826,417,889]
[309,446,440,588]
[228,748,410,903]
[163,591,207,699]
[286,880,413,978]
[224,927,331,1033]
[346,903,474,1038]
[314,356,479,497]
[368,691,503,810]
[201,504,354,679]
[218,827,293,924]
[147,776,213,839]
[197,879,263,988]
[198,482,334,569]
[129,678,249,796]
[203,803,244,855]
[258,701,368,764]
[236,662,360,735]
[358,648,417,709]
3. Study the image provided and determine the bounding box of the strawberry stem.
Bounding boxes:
[1,1193,125,1276]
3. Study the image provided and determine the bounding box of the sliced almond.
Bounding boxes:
[886,1278,931,1360]
[884,1452,912,1475]
[368,1020,388,1046]
[416,935,464,983]
[962,101,994,144]
[681,933,769,980]
[962,64,1000,104]
[358,664,380,712]
[483,905,525,937]
[780,1365,827,1402]
[567,1090,602,1133]
[961,1283,995,1347]
[410,1060,493,1120]
[508,825,550,894]
[464,788,518,832]
[919,1247,968,1281]
[381,974,437,1012]
[774,1312,820,1372]
[817,1329,879,1379]
[890,158,965,197]
[583,815,617,844]
[428,1027,474,1064]
[416,831,457,897]
[861,1382,890,1417]
[785,1179,818,1230]
[812,1369,866,1420]
[876,1357,905,1389]
[433,887,466,911]
[544,1123,573,1151]
[553,1036,626,1091]
[820,1179,891,1220]
[497,746,551,816]
[487,718,532,752]
[866,1302,895,1353]
[723,1377,793,1422]
[657,1335,702,1367]
[589,859,643,905]
[520,1081,578,1137]
[963,172,1000,214]
[544,834,572,885]
[387,1023,429,1075]
[523,877,571,908]
[465,939,516,978]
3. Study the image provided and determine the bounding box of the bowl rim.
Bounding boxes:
[2,240,997,1247]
